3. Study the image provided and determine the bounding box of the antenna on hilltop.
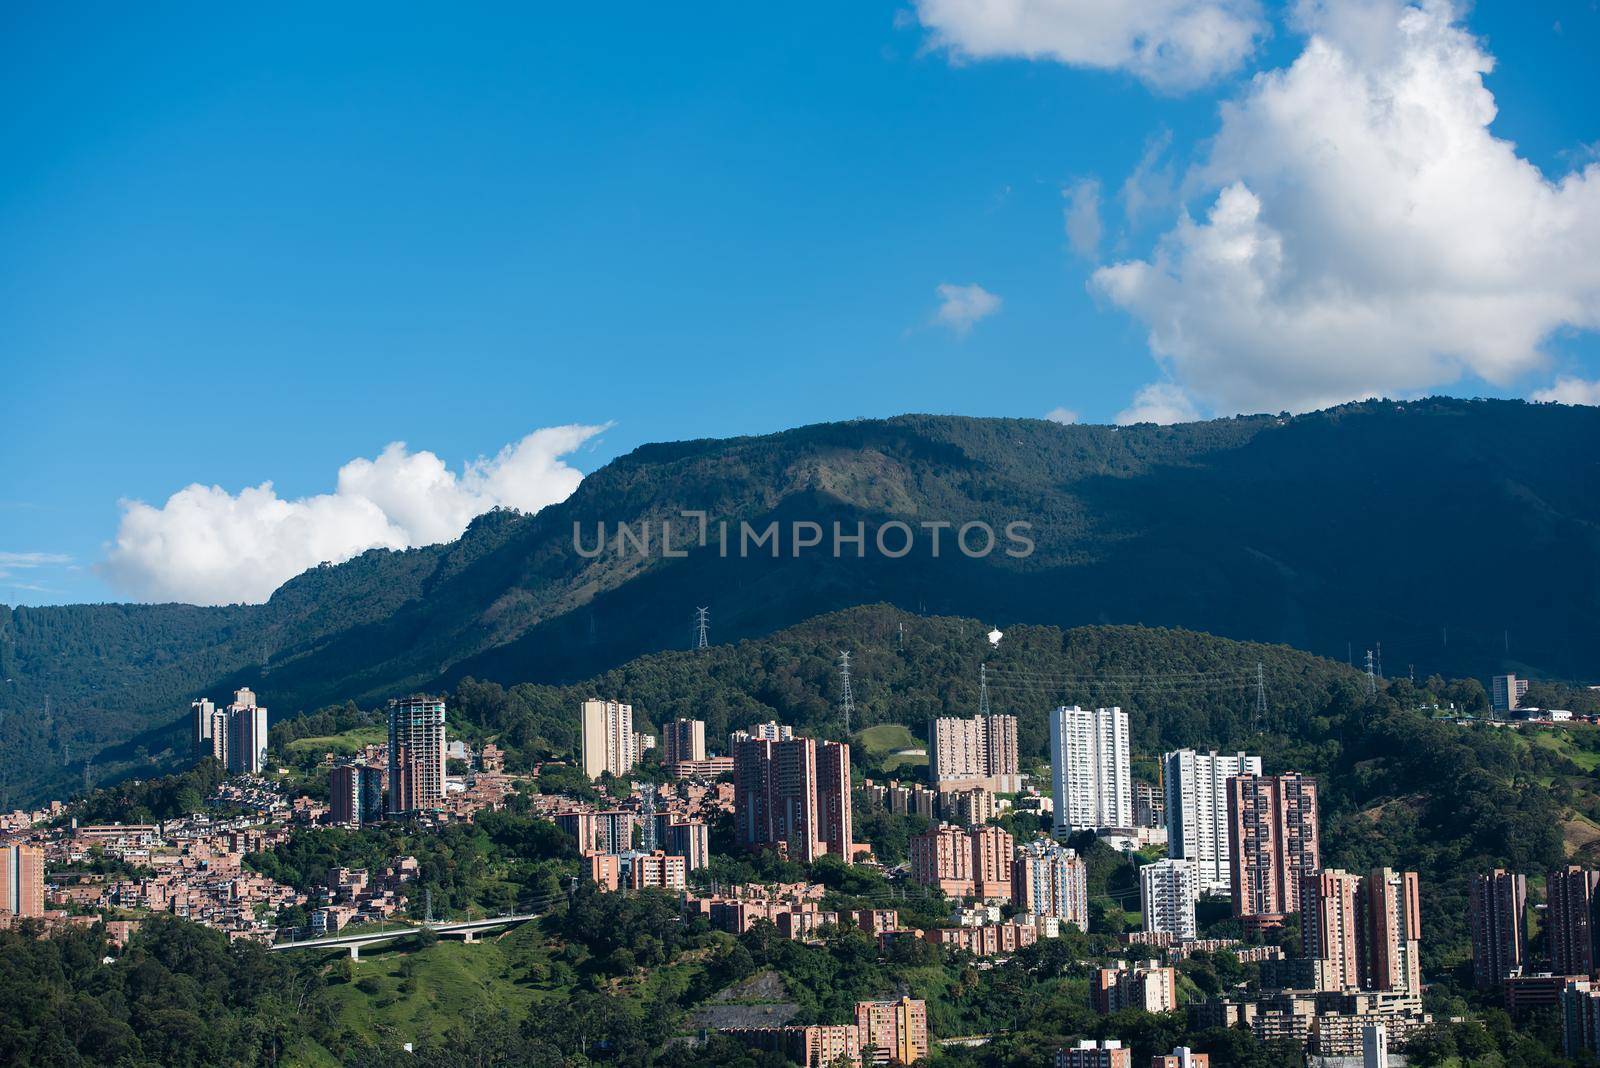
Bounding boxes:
[1255,662,1267,726]
[838,651,855,734]
[694,607,710,651]
[979,664,991,717]
[1365,650,1377,697]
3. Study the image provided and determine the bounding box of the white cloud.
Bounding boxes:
[1532,377,1600,406]
[0,551,71,568]
[934,282,1002,335]
[1119,128,1178,227]
[1063,179,1103,258]
[1092,0,1600,415]
[912,0,1267,91]
[1115,382,1202,425]
[1045,406,1080,424]
[101,424,608,606]
[0,551,72,592]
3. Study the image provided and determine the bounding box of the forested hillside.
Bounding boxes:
[4,397,1597,807]
[23,604,1597,1066]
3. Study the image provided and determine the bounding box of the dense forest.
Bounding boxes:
[4,398,1598,808]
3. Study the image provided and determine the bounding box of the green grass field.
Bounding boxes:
[853,723,919,755]
[1527,726,1600,771]
[282,920,723,1065]
[285,725,388,756]
[852,723,928,775]
[285,924,549,1064]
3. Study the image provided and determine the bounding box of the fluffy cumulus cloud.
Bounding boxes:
[1115,382,1202,425]
[102,425,607,605]
[912,0,1267,91]
[934,282,1003,335]
[1091,0,1600,417]
[1532,377,1600,406]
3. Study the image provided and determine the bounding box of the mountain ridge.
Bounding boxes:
[3,397,1597,806]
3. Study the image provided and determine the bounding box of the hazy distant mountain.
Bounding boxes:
[3,397,1597,806]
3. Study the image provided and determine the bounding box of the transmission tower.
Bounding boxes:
[838,650,855,734]
[978,664,991,717]
[640,785,658,852]
[1255,662,1267,724]
[694,607,710,651]
[1365,650,1377,697]
[897,622,904,650]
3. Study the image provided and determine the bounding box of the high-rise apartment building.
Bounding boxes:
[1361,867,1422,995]
[330,763,386,827]
[330,764,361,827]
[1492,674,1530,714]
[225,687,269,775]
[971,825,1014,902]
[1228,773,1320,930]
[1164,749,1262,894]
[1470,869,1527,989]
[658,818,711,871]
[1093,960,1178,1014]
[733,736,853,862]
[855,996,929,1065]
[1050,705,1132,837]
[387,695,447,816]
[1549,867,1600,977]
[907,823,1012,901]
[0,843,45,918]
[1133,782,1165,829]
[191,698,228,763]
[730,721,794,752]
[580,699,637,779]
[1303,868,1363,991]
[1152,1050,1209,1068]
[910,823,975,896]
[1013,838,1089,931]
[928,714,1021,793]
[663,718,707,765]
[1140,858,1198,942]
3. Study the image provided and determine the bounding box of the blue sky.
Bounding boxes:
[3,1,1598,606]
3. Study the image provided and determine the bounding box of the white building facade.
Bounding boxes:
[1049,705,1132,838]
[1140,858,1199,942]
[1163,748,1262,894]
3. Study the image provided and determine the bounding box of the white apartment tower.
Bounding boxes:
[1164,748,1262,894]
[192,698,227,763]
[1049,705,1132,838]
[387,694,447,815]
[1140,858,1199,942]
[581,699,637,780]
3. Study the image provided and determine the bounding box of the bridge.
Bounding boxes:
[268,913,540,959]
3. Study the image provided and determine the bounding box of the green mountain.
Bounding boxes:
[3,397,1598,806]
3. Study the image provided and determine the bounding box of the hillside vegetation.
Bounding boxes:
[4,397,1597,806]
